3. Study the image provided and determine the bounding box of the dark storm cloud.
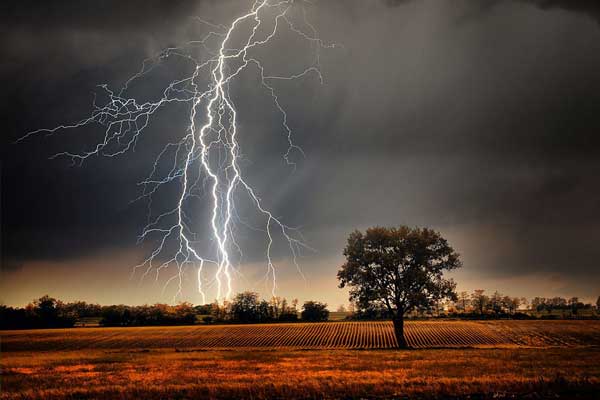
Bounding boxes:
[387,0,600,23]
[1,1,198,29]
[526,0,600,24]
[279,0,600,282]
[2,0,600,296]
[1,1,209,269]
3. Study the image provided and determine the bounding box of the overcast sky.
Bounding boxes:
[2,0,600,306]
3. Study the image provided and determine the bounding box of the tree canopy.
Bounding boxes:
[301,301,330,322]
[338,226,461,347]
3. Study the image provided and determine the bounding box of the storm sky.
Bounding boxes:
[2,0,600,306]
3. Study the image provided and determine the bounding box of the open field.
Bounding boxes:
[2,347,599,399]
[2,321,600,399]
[2,320,600,351]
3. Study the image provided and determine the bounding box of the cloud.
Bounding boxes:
[2,0,599,301]
[526,0,600,24]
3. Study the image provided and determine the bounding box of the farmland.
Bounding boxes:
[2,320,600,351]
[2,321,600,399]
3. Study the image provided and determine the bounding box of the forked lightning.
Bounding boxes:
[19,0,333,302]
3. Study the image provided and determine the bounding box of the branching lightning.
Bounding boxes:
[19,0,334,302]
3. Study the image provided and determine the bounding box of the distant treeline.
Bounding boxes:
[348,290,599,320]
[0,296,198,330]
[1,296,79,329]
[1,291,598,329]
[197,292,329,324]
[0,292,330,330]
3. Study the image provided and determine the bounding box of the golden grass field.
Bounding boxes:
[2,320,600,399]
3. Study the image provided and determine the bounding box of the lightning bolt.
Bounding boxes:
[18,0,334,302]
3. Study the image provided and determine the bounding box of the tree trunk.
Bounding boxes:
[393,316,408,348]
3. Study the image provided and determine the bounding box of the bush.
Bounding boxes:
[301,301,329,322]
[278,311,299,322]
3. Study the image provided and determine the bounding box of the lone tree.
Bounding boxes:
[337,226,461,348]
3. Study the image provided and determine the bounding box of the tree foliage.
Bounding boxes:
[210,292,299,323]
[100,302,196,326]
[338,226,461,316]
[301,301,330,321]
[471,290,489,315]
[338,226,461,347]
[230,292,269,323]
[0,295,76,329]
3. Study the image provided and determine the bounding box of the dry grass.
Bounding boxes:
[2,321,600,399]
[2,348,599,399]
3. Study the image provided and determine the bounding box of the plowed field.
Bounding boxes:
[2,320,599,351]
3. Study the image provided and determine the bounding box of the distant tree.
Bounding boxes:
[30,295,76,328]
[519,297,528,311]
[269,297,284,319]
[276,298,299,321]
[210,301,230,322]
[347,301,356,315]
[173,302,197,324]
[338,226,461,348]
[278,307,299,322]
[510,297,521,314]
[471,290,489,315]
[146,303,169,324]
[531,297,546,312]
[194,304,213,315]
[34,295,59,323]
[502,296,520,315]
[550,297,567,310]
[266,297,297,321]
[99,303,197,327]
[336,304,347,313]
[100,305,132,326]
[568,297,579,306]
[352,302,391,320]
[489,291,504,315]
[301,301,329,322]
[457,291,470,312]
[61,301,101,319]
[596,296,600,311]
[231,292,263,323]
[0,306,32,329]
[432,300,445,317]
